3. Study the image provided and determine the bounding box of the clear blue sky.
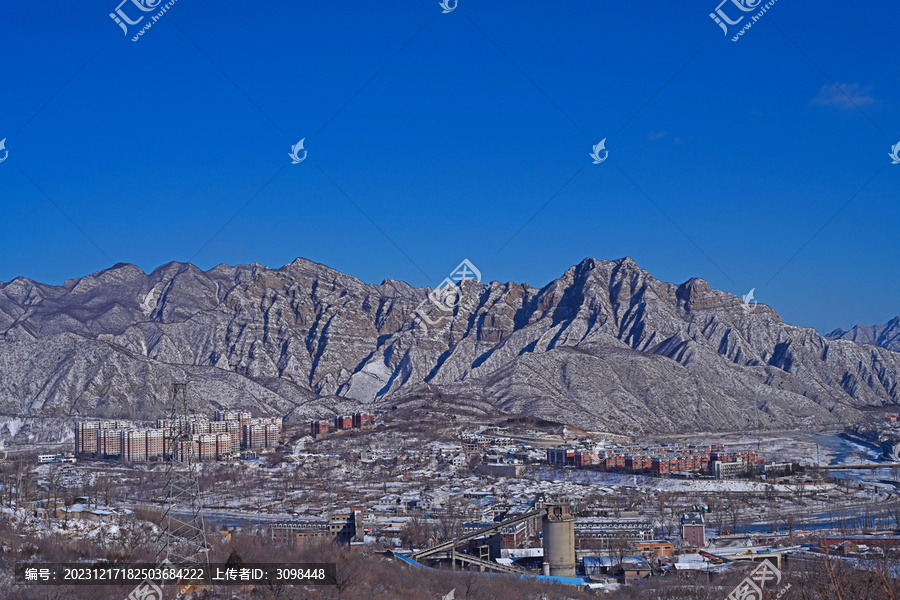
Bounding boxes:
[1,1,897,333]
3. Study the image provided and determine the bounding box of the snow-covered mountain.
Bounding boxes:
[826,317,900,352]
[0,256,897,444]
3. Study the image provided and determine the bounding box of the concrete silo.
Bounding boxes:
[542,504,576,577]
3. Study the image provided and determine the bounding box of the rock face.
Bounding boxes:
[826,317,900,352]
[0,256,898,443]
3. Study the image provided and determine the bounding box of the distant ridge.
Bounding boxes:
[826,316,900,352]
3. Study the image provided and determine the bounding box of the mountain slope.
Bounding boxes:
[0,257,897,442]
[826,317,900,352]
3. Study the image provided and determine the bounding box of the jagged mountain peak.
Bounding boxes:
[0,256,897,442]
[826,316,900,352]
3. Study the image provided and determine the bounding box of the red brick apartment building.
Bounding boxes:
[602,454,626,469]
[310,413,375,438]
[352,413,373,428]
[626,455,652,471]
[548,443,757,477]
[197,434,216,461]
[574,451,600,467]
[710,450,760,465]
[310,420,330,437]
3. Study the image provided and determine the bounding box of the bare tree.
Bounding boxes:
[436,495,462,542]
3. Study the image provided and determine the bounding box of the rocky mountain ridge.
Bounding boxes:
[826,317,900,352]
[0,256,897,444]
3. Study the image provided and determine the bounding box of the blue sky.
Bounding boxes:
[0,1,897,333]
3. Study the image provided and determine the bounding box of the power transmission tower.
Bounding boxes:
[156,382,210,568]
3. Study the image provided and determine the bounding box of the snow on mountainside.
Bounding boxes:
[0,256,898,444]
[826,316,900,352]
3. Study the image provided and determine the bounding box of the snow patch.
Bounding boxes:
[4,418,25,438]
[140,284,164,316]
[343,360,392,402]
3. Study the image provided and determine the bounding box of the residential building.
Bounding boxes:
[681,513,705,547]
[97,428,123,459]
[713,460,748,480]
[75,421,99,455]
[121,429,148,462]
[215,410,251,422]
[310,420,330,437]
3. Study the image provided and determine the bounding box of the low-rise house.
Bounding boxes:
[56,503,119,522]
[637,540,674,559]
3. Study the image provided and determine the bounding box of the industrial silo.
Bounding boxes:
[542,504,576,577]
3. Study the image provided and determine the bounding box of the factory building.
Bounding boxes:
[268,510,363,546]
[574,516,654,544]
[268,520,332,545]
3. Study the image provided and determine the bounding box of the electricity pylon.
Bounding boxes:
[156,382,209,567]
